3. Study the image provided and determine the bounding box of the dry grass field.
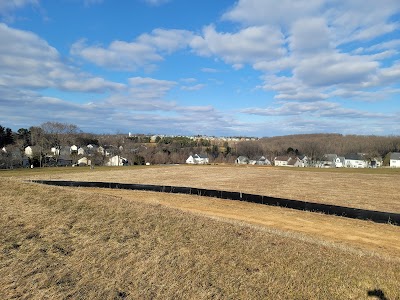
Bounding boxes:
[1,165,400,299]
[18,164,400,212]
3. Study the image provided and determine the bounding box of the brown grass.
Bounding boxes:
[1,179,400,299]
[89,188,400,260]
[19,165,400,212]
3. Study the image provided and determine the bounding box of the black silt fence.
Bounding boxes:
[31,180,400,226]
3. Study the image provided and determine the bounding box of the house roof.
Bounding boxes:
[275,156,289,161]
[345,153,365,160]
[390,152,400,160]
[323,154,337,161]
[195,154,208,159]
[287,157,300,165]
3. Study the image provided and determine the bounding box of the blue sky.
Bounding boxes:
[0,0,399,137]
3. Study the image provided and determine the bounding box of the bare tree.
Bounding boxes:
[40,122,80,163]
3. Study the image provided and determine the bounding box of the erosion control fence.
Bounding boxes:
[31,180,400,226]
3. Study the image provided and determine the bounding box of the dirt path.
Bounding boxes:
[84,188,400,260]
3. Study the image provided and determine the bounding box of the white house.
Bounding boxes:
[320,154,347,168]
[97,146,111,157]
[320,154,338,168]
[274,156,305,167]
[77,147,85,155]
[253,156,271,166]
[78,157,91,166]
[297,155,309,167]
[334,156,345,168]
[287,157,303,167]
[51,147,60,156]
[70,145,78,153]
[235,156,250,164]
[186,154,209,164]
[274,156,290,166]
[345,154,368,168]
[106,155,128,166]
[390,152,400,168]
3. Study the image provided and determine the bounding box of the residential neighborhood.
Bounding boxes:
[1,123,400,169]
[2,138,400,169]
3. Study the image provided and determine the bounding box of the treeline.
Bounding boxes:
[1,122,400,168]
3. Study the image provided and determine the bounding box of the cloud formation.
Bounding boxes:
[0,23,123,92]
[0,1,399,136]
[71,29,194,71]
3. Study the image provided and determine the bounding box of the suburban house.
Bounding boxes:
[51,147,60,156]
[186,154,209,164]
[274,156,304,167]
[390,152,400,168]
[70,145,78,153]
[320,154,345,168]
[274,156,290,166]
[370,157,383,168]
[235,156,250,164]
[251,156,271,165]
[97,146,111,156]
[78,157,91,166]
[106,155,128,166]
[287,157,303,167]
[344,153,368,168]
[297,155,309,167]
[77,147,85,155]
[274,156,306,167]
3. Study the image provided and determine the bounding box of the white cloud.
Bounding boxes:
[366,39,400,52]
[201,67,219,73]
[126,77,177,100]
[289,18,332,55]
[71,29,193,71]
[181,84,206,91]
[71,39,163,71]
[1,1,400,136]
[294,53,379,87]
[327,0,400,44]
[143,0,170,6]
[0,23,123,93]
[222,0,322,28]
[137,28,193,53]
[191,25,286,65]
[241,100,388,120]
[180,78,197,83]
[0,0,38,14]
[223,0,400,43]
[331,88,400,102]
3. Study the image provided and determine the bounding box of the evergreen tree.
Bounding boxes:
[0,125,5,148]
[5,128,14,145]
[0,126,14,147]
